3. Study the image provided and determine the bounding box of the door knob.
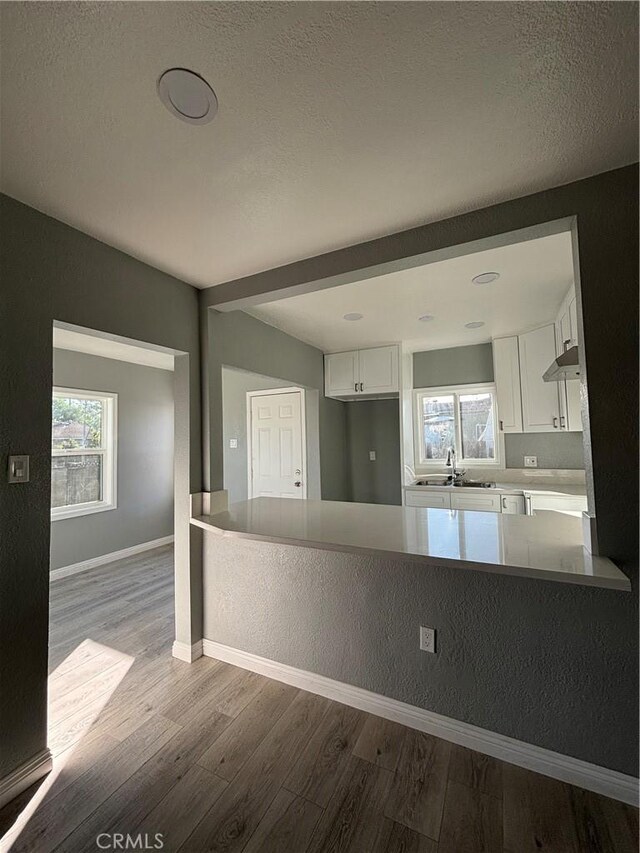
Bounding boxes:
[294,481,302,487]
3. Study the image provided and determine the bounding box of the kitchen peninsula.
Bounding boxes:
[192,496,629,591]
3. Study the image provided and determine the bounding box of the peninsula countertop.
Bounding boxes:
[191,497,629,591]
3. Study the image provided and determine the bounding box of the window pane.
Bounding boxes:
[421,395,455,460]
[52,396,103,450]
[459,393,495,459]
[51,455,102,507]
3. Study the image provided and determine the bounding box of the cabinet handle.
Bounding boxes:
[560,416,566,429]
[553,416,559,429]
[360,382,364,392]
[354,383,358,392]
[499,420,504,431]
[502,497,506,509]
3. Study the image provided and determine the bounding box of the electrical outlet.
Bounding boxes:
[524,455,538,468]
[419,626,436,653]
[229,439,238,449]
[369,450,376,461]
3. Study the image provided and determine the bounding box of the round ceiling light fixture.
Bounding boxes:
[465,321,485,329]
[418,314,435,322]
[343,312,364,321]
[157,68,218,125]
[472,272,500,285]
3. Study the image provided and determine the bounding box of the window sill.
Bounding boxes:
[51,502,117,522]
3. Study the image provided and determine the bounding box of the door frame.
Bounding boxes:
[246,386,307,499]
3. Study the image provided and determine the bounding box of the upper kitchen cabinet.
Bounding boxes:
[324,349,359,397]
[325,345,399,399]
[492,336,523,433]
[518,324,561,432]
[554,285,582,432]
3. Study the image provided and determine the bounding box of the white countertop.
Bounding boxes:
[192,497,629,591]
[404,481,587,496]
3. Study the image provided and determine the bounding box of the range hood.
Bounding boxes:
[543,345,580,382]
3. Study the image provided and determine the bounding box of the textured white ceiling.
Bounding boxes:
[1,2,637,289]
[248,231,575,352]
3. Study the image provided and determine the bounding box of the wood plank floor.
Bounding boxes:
[1,545,637,852]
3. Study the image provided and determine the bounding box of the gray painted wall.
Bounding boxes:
[51,349,174,570]
[222,366,321,504]
[413,343,494,387]
[345,399,401,505]
[1,194,201,781]
[505,432,585,470]
[203,534,636,776]
[201,165,638,774]
[204,309,349,502]
[413,342,584,470]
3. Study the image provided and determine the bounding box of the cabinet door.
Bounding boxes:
[518,325,561,432]
[358,346,399,394]
[492,336,523,433]
[405,490,450,509]
[450,492,502,513]
[568,296,579,346]
[324,351,359,397]
[500,494,525,514]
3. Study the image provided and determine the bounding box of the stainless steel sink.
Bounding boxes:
[453,480,495,488]
[414,478,449,486]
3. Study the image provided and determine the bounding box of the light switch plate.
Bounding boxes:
[8,455,30,483]
[369,450,376,461]
[229,439,238,449]
[524,455,538,468]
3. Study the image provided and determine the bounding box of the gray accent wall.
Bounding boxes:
[413,343,494,387]
[203,309,349,502]
[51,349,174,570]
[1,194,201,782]
[345,400,401,505]
[505,432,585,470]
[222,366,321,504]
[203,534,637,776]
[413,342,584,470]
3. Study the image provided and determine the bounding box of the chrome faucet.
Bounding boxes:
[446,447,465,485]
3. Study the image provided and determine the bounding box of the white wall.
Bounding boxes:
[50,348,174,569]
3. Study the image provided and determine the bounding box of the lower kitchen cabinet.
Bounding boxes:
[450,491,502,513]
[405,490,450,509]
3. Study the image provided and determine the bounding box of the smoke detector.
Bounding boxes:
[157,68,218,125]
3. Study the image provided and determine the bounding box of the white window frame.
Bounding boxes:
[51,387,118,521]
[413,382,502,470]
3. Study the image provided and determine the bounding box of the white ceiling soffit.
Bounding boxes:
[247,231,575,353]
[0,3,637,290]
[53,327,175,371]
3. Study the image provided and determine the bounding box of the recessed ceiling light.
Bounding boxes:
[465,321,485,329]
[472,272,500,285]
[343,313,363,321]
[418,314,435,322]
[157,68,218,125]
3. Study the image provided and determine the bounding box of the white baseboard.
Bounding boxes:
[172,639,203,663]
[202,639,639,807]
[0,749,53,810]
[50,535,175,581]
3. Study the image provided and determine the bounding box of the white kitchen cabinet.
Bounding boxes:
[324,346,399,399]
[527,492,588,516]
[324,350,359,397]
[358,346,399,395]
[492,336,523,433]
[518,324,561,433]
[500,494,525,514]
[451,491,502,513]
[554,286,582,432]
[405,489,450,508]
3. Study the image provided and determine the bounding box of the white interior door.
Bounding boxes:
[250,391,305,499]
